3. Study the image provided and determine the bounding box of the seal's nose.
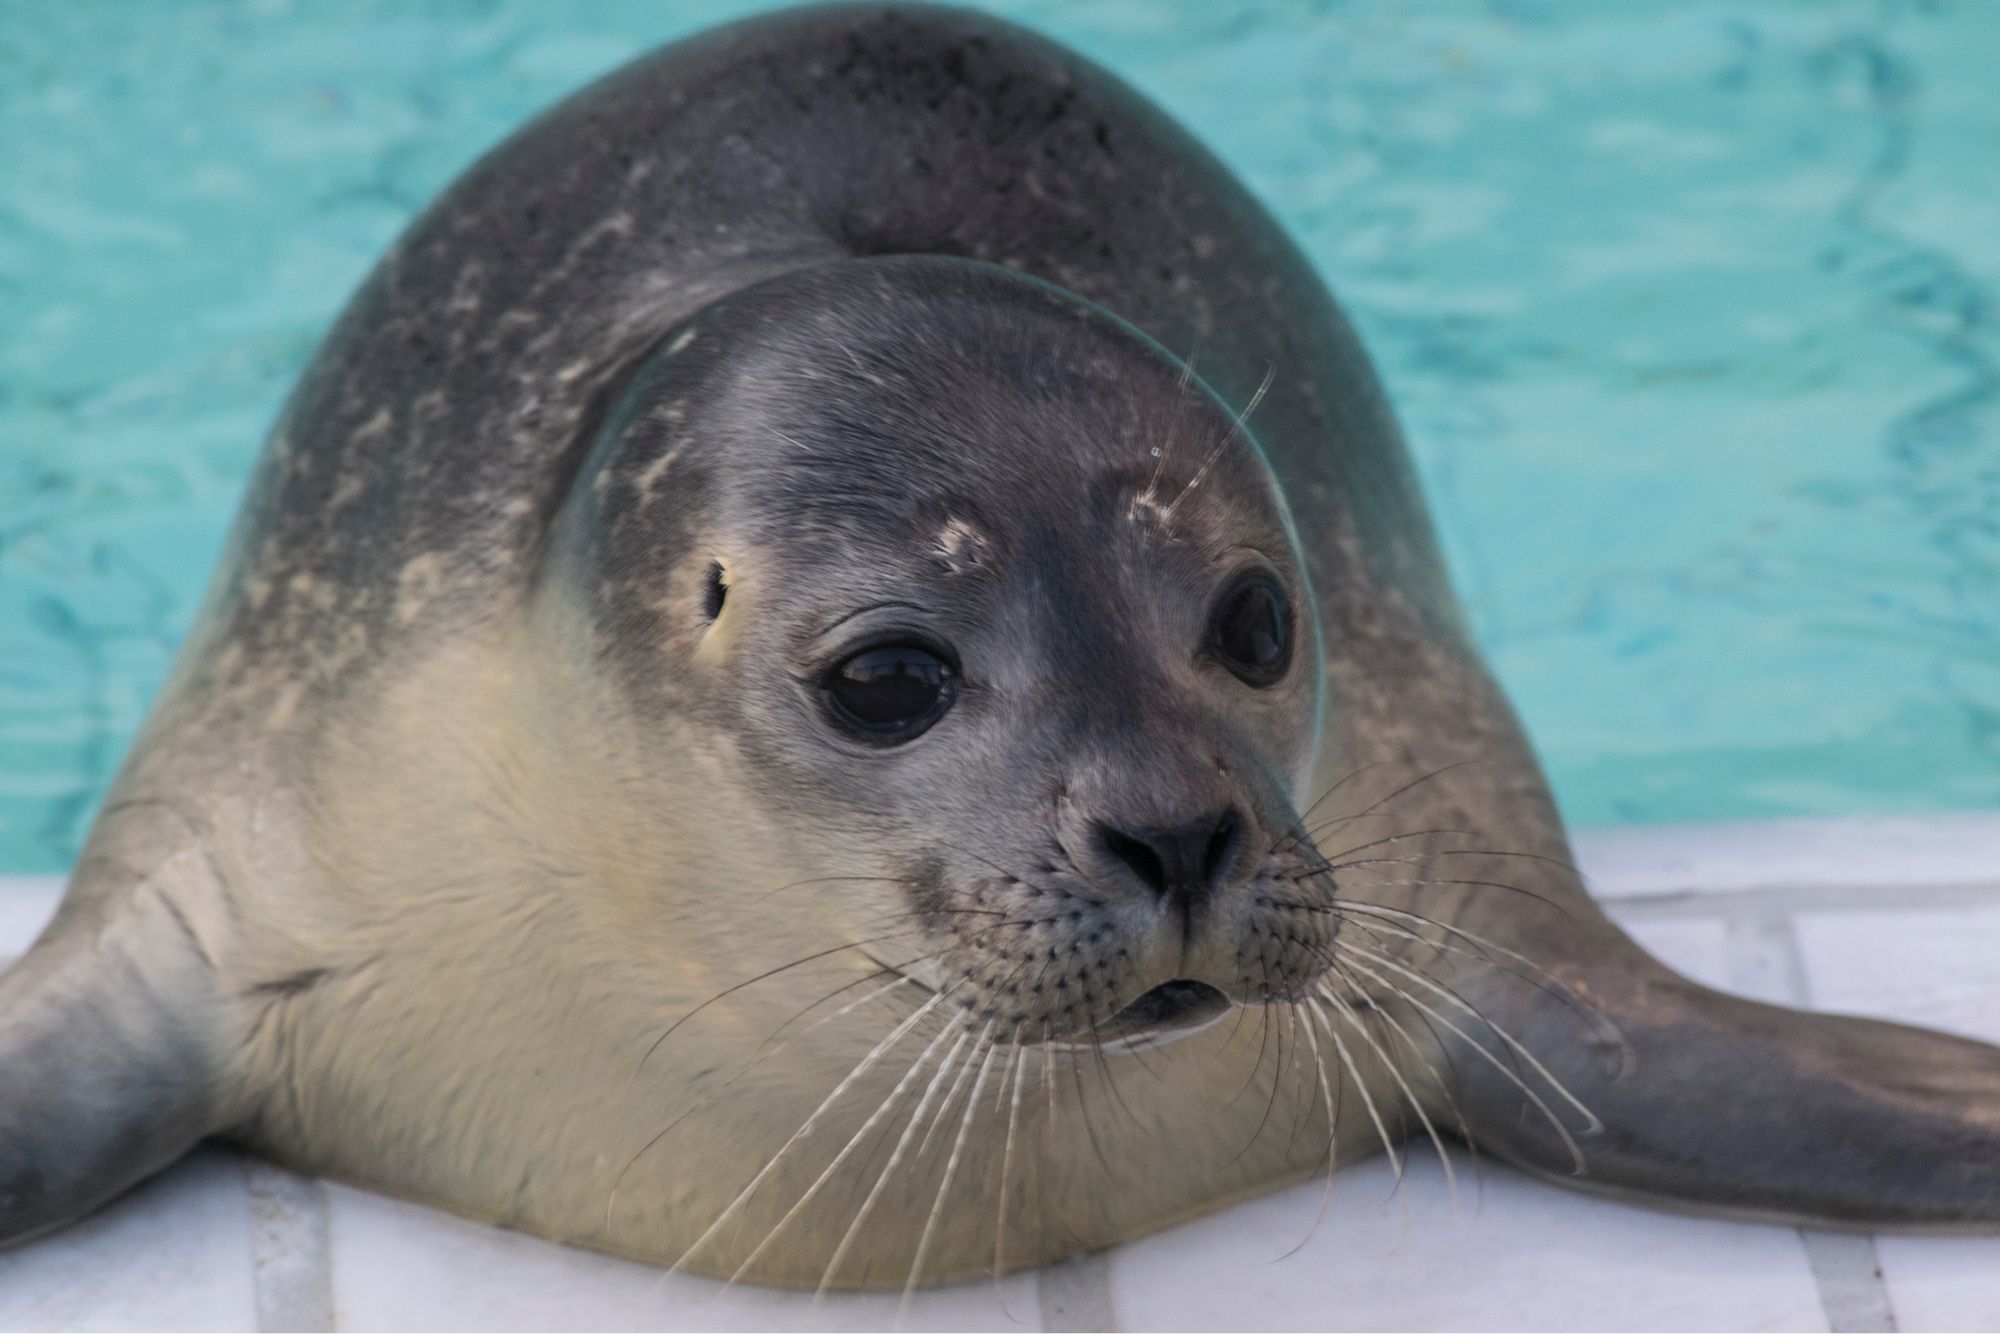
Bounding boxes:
[1092,808,1242,910]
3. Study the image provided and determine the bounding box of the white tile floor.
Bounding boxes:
[2,813,1998,1332]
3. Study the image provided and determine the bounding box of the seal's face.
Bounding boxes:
[584,259,1336,1048]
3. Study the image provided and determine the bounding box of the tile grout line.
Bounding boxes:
[1036,1249,1115,1332]
[1800,1234,1899,1334]
[1601,878,2000,919]
[245,1160,336,1332]
[1722,915,1898,1334]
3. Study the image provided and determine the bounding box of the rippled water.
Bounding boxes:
[3,1,1997,871]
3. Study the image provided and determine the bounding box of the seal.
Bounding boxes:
[4,4,1998,1291]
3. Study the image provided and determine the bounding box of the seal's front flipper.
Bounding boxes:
[1432,906,2000,1227]
[0,873,233,1247]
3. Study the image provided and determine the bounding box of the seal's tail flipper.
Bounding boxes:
[0,882,233,1247]
[1429,908,2000,1227]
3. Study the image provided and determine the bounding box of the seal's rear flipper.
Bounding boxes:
[1436,910,2000,1226]
[0,881,232,1247]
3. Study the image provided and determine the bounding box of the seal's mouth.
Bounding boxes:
[1112,979,1231,1035]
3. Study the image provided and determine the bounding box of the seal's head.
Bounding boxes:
[555,256,1335,1049]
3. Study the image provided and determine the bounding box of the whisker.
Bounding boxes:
[1290,893,1571,994]
[674,993,949,1274]
[1302,759,1490,842]
[913,1019,991,1166]
[1293,862,1575,915]
[1316,923,1488,1191]
[1330,946,1597,1171]
[641,925,934,1070]
[900,1023,1001,1321]
[1213,988,1260,1063]
[1300,898,1529,986]
[756,966,909,1054]
[1257,993,1297,1156]
[1304,995,1415,1251]
[1321,981,1457,1203]
[1308,826,1476,863]
[815,1026,975,1296]
[1042,1019,1059,1147]
[1065,1025,1113,1178]
[1278,999,1344,1259]
[954,847,1105,909]
[1327,901,1626,1065]
[1307,839,1589,882]
[1032,1022,1061,1265]
[1224,999,1289,1170]
[983,1022,1021,1122]
[1304,996,1402,1185]
[1157,362,1275,523]
[1282,1004,1319,1157]
[1283,761,1405,850]
[607,972,918,1232]
[1225,1001,1277,1114]
[1318,911,1550,1101]
[992,1033,1028,1291]
[1084,1007,1145,1131]
[726,1014,967,1284]
[1138,348,1200,504]
[748,873,916,906]
[743,906,1081,1052]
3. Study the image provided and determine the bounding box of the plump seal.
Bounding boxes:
[4,3,1998,1292]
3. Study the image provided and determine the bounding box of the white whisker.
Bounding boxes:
[1336,939,1598,1132]
[1322,982,1457,1202]
[606,972,921,1235]
[899,1023,1001,1321]
[725,1011,966,1284]
[992,1033,1028,1288]
[1329,946,1594,1173]
[1331,900,1632,1070]
[674,992,945,1274]
[1272,1001,1343,1261]
[815,1025,974,1296]
[1158,363,1275,523]
[1317,928,1481,1152]
[1305,996,1401,1183]
[1307,995,1411,1248]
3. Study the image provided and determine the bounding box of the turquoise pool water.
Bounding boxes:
[3,1,1997,873]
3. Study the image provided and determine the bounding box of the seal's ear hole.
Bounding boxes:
[702,560,727,621]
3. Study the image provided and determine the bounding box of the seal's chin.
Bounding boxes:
[1111,979,1232,1038]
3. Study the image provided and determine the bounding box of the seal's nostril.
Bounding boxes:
[1096,823,1168,896]
[1094,808,1242,904]
[1203,807,1241,884]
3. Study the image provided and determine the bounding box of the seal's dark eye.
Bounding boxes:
[822,644,956,742]
[1210,573,1291,687]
